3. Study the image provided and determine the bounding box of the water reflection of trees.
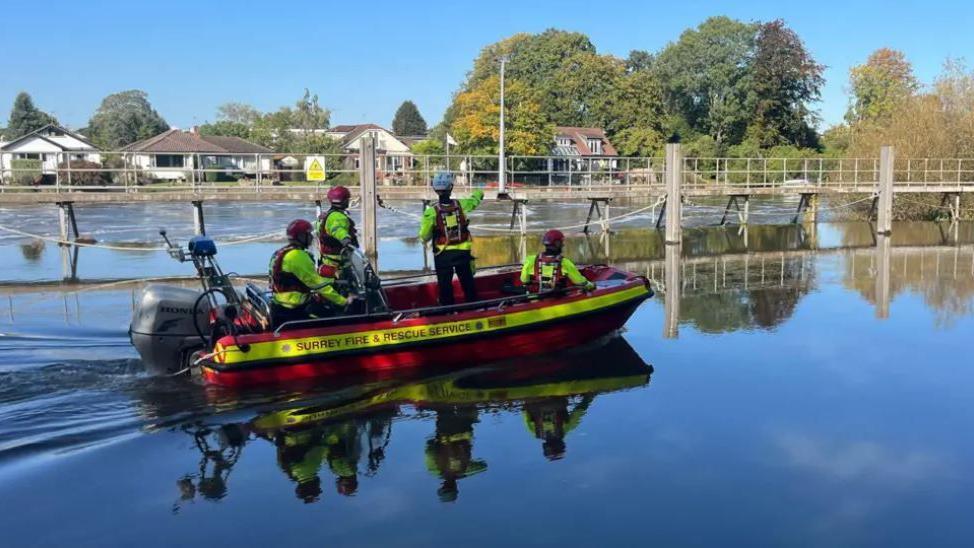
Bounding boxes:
[171,338,652,507]
[670,255,813,333]
[469,224,817,267]
[842,244,974,327]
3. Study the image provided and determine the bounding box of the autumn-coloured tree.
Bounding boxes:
[846,48,919,124]
[450,76,553,155]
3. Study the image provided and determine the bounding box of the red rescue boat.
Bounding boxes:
[130,235,652,388]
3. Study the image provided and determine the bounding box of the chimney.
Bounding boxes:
[190,126,199,134]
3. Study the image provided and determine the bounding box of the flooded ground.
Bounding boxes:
[0,201,972,547]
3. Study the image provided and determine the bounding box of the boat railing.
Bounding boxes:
[379,263,523,286]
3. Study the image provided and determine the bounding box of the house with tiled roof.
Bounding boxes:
[122,129,272,180]
[0,124,101,182]
[553,126,618,157]
[326,124,413,175]
[546,126,619,184]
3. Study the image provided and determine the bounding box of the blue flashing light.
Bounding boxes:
[188,236,217,257]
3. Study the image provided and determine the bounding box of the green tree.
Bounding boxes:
[410,138,445,155]
[198,120,251,139]
[550,51,627,130]
[625,50,654,74]
[6,92,57,138]
[216,102,262,125]
[744,20,824,148]
[292,89,330,132]
[612,127,665,156]
[392,100,428,136]
[87,90,169,148]
[653,17,758,146]
[846,48,919,124]
[199,91,333,151]
[458,29,597,126]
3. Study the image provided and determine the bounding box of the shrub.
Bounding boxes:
[204,165,236,183]
[57,159,111,186]
[10,159,42,186]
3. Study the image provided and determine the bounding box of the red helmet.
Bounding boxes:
[286,219,313,247]
[542,229,565,247]
[327,186,351,207]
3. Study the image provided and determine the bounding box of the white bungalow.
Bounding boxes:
[0,124,101,183]
[327,124,414,173]
[122,129,273,180]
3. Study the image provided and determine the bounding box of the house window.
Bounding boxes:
[155,155,185,168]
[556,137,571,147]
[588,138,602,155]
[15,153,41,160]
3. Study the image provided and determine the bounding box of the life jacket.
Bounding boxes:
[533,254,565,291]
[269,245,309,294]
[433,200,471,247]
[317,208,358,256]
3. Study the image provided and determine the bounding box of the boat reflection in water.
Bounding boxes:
[174,338,652,507]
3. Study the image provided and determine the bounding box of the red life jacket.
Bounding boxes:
[317,208,358,256]
[433,200,471,247]
[269,245,309,294]
[533,254,565,291]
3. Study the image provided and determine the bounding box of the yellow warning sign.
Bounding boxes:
[306,158,326,181]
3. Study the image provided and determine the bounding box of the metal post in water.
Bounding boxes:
[359,135,379,262]
[877,146,894,234]
[664,144,683,244]
[875,233,891,319]
[663,243,681,339]
[498,55,509,194]
[192,201,205,235]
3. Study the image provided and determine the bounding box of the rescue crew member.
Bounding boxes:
[269,219,354,327]
[419,172,484,305]
[316,185,358,278]
[520,229,595,292]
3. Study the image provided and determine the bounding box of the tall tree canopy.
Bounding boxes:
[447,28,670,155]
[392,101,428,135]
[744,19,824,147]
[87,90,169,148]
[846,48,919,124]
[653,17,758,146]
[6,92,58,139]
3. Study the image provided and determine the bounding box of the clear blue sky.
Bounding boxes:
[2,0,970,132]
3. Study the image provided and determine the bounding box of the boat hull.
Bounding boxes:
[201,283,649,387]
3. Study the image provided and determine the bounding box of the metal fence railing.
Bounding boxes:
[1,150,972,194]
[682,157,974,191]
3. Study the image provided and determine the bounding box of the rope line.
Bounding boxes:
[0,224,284,251]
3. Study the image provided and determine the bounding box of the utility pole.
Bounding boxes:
[498,55,509,194]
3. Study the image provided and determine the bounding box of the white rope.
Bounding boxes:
[0,223,283,251]
[0,224,168,251]
[895,196,974,215]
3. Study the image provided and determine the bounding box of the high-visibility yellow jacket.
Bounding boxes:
[419,189,484,253]
[269,246,347,308]
[520,254,595,291]
[316,208,357,268]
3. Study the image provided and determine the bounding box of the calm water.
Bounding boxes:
[0,202,973,547]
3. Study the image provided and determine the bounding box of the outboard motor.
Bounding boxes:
[130,285,211,374]
[130,231,239,374]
